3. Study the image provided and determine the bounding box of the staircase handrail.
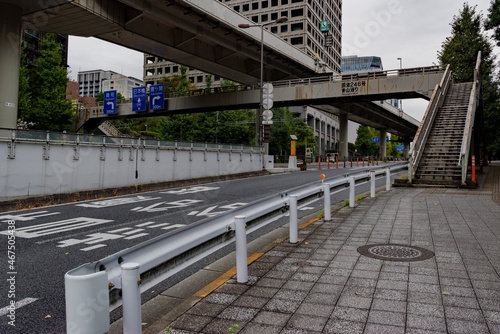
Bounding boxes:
[459,51,482,185]
[408,64,452,182]
[98,120,123,138]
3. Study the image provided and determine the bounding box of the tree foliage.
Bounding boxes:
[18,33,73,131]
[439,3,500,159]
[485,0,500,46]
[269,108,315,156]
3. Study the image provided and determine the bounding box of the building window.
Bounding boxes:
[271,12,278,20]
[189,76,194,83]
[291,8,304,17]
[291,0,303,2]
[157,68,163,75]
[291,23,303,31]
[281,10,288,17]
[252,15,258,23]
[252,2,258,10]
[214,76,221,81]
[281,0,288,4]
[243,4,249,11]
[197,75,203,83]
[165,67,171,74]
[261,14,268,22]
[146,69,154,76]
[271,26,278,33]
[280,25,288,33]
[291,36,303,45]
[233,5,240,12]
[271,0,278,6]
[173,66,178,73]
[262,1,268,8]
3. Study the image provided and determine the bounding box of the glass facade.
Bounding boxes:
[341,56,383,74]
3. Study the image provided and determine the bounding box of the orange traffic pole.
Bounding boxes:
[336,157,338,169]
[472,155,476,182]
[362,158,364,167]
[328,158,330,169]
[318,156,321,170]
[357,157,359,167]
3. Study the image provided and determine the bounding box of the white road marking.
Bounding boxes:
[135,221,156,227]
[187,203,247,217]
[131,199,203,213]
[80,244,107,252]
[0,211,60,222]
[0,218,113,239]
[161,186,219,195]
[124,233,149,240]
[0,298,38,316]
[299,206,315,211]
[77,195,161,208]
[123,229,145,235]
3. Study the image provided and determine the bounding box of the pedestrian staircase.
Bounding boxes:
[412,83,473,185]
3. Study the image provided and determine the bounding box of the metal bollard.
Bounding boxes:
[121,262,142,334]
[370,171,376,198]
[235,216,248,283]
[289,195,298,243]
[386,168,391,191]
[323,184,331,221]
[349,176,355,207]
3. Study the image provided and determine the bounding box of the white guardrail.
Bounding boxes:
[65,163,407,334]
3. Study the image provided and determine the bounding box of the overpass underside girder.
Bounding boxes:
[22,0,318,84]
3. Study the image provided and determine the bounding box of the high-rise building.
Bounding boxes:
[77,70,118,98]
[22,30,68,68]
[143,0,342,87]
[341,55,383,74]
[102,74,143,99]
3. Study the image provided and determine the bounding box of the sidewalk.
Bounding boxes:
[145,167,500,334]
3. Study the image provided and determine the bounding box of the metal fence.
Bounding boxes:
[65,163,407,334]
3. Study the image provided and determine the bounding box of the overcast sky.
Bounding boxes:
[67,0,497,122]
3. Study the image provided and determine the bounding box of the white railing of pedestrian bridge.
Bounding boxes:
[65,163,407,334]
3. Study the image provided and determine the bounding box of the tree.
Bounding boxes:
[268,108,315,156]
[20,33,73,131]
[17,49,31,126]
[355,125,378,156]
[485,0,500,46]
[440,3,500,159]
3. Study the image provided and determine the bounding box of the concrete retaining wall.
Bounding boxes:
[0,139,262,199]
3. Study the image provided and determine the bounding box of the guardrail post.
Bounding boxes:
[121,262,142,334]
[235,216,248,283]
[386,168,391,191]
[289,195,298,243]
[323,184,331,221]
[349,177,355,207]
[370,171,376,198]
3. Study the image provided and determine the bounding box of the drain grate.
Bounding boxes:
[357,244,434,262]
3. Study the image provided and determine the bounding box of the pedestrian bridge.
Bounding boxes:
[81,66,445,139]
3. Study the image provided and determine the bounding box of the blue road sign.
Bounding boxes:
[149,84,165,110]
[386,136,389,142]
[132,87,147,112]
[103,90,117,115]
[396,145,404,152]
[372,137,380,143]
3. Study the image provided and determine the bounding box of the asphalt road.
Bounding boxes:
[0,163,404,333]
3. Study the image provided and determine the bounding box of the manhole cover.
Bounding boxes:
[357,244,434,262]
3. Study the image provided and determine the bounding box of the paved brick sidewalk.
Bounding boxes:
[161,186,500,334]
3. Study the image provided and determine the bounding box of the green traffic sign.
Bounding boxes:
[320,20,329,32]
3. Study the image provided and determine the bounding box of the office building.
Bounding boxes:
[102,74,143,99]
[143,0,342,86]
[77,69,118,98]
[22,30,68,68]
[341,55,383,74]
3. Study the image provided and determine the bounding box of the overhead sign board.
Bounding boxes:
[372,137,380,143]
[132,87,147,112]
[103,90,117,115]
[149,84,165,111]
[320,20,329,32]
[396,145,404,152]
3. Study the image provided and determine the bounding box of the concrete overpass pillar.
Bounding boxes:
[404,141,410,159]
[0,2,22,132]
[339,114,348,159]
[380,129,387,159]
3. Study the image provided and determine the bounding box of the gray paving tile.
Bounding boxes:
[407,314,447,332]
[446,319,490,334]
[274,289,308,302]
[239,323,281,334]
[202,318,247,334]
[204,292,239,305]
[252,311,291,326]
[442,295,480,309]
[186,301,226,317]
[263,298,301,314]
[217,306,259,322]
[407,302,444,318]
[336,293,372,309]
[364,323,405,334]
[367,309,406,327]
[232,295,269,309]
[285,314,328,331]
[330,306,369,322]
[295,302,334,317]
[171,314,213,332]
[323,319,364,334]
[371,299,406,313]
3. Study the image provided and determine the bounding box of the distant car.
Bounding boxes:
[327,153,339,161]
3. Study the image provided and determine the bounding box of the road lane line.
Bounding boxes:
[0,298,38,316]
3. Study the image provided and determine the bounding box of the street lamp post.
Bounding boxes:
[397,57,402,110]
[238,17,288,153]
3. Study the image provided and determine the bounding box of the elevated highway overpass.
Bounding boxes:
[0,0,324,130]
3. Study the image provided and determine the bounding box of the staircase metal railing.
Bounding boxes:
[408,64,452,182]
[459,51,482,185]
[98,120,123,137]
